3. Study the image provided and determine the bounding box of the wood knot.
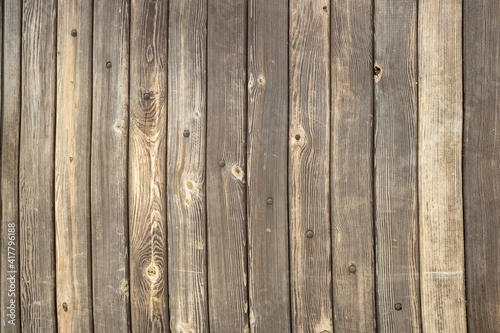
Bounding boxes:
[374,62,383,82]
[62,302,68,312]
[121,280,129,293]
[147,264,158,278]
[232,166,245,183]
[186,180,195,191]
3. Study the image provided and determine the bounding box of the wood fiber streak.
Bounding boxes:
[55,0,93,331]
[129,0,169,331]
[247,0,290,331]
[289,0,333,332]
[206,0,249,331]
[330,1,376,331]
[91,0,131,331]
[464,0,500,331]
[19,0,58,331]
[418,0,467,332]
[167,0,209,332]
[374,0,421,331]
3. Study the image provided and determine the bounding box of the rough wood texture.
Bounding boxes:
[1,1,22,331]
[91,0,131,331]
[289,1,333,332]
[55,0,93,331]
[418,0,466,332]
[464,0,500,331]
[167,0,209,332]
[19,0,58,331]
[206,0,249,331]
[129,0,169,331]
[330,1,376,331]
[374,0,421,331]
[247,0,290,331]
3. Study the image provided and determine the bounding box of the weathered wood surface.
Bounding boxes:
[167,0,209,332]
[374,0,421,331]
[129,0,169,331]
[289,1,333,332]
[247,0,290,331]
[330,1,376,332]
[19,0,58,331]
[91,0,131,331]
[464,0,500,331]
[55,0,93,331]
[418,0,467,332]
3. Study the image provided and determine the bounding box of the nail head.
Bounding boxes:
[143,92,150,100]
[266,198,273,205]
[306,230,314,238]
[219,160,226,167]
[349,264,356,273]
[295,134,301,141]
[183,130,190,138]
[71,29,77,37]
[62,302,68,312]
[395,303,402,311]
[106,61,112,69]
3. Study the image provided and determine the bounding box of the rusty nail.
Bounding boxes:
[306,230,314,238]
[183,130,190,138]
[71,29,77,37]
[395,303,402,311]
[349,264,356,273]
[267,198,273,205]
[219,160,226,167]
[106,61,112,69]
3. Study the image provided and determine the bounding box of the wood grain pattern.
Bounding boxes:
[1,1,22,331]
[418,0,466,331]
[91,0,131,331]
[129,0,169,331]
[19,0,58,331]
[464,0,500,331]
[55,0,93,331]
[289,1,333,332]
[330,1,376,331]
[167,0,209,332]
[206,0,249,331]
[247,0,290,331]
[374,0,421,331]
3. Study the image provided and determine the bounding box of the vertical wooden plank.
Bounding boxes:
[374,0,421,331]
[1,0,22,331]
[167,0,209,332]
[92,0,131,331]
[247,0,290,331]
[129,0,169,331]
[289,0,333,332]
[55,0,93,331]
[330,1,376,332]
[464,0,500,331]
[19,0,57,331]
[206,0,248,331]
[418,0,466,331]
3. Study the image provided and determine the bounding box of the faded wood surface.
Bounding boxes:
[464,0,500,331]
[166,0,208,332]
[374,0,421,331]
[129,0,169,331]
[418,0,467,332]
[247,0,290,331]
[91,0,131,331]
[55,0,93,331]
[19,0,58,331]
[206,0,249,331]
[289,1,333,332]
[330,1,376,332]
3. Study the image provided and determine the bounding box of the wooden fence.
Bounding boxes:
[0,0,498,332]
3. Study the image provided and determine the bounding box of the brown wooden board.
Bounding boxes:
[91,0,131,331]
[289,0,333,332]
[19,0,57,331]
[206,0,249,331]
[464,0,500,331]
[247,0,290,331]
[55,0,94,331]
[129,0,169,331]
[374,0,421,331]
[330,1,376,331]
[418,0,467,331]
[167,0,209,332]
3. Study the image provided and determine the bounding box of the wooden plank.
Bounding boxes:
[418,0,466,331]
[55,0,93,331]
[166,0,209,332]
[373,0,421,331]
[289,1,332,332]
[1,0,22,331]
[129,0,169,331]
[330,1,376,331]
[463,0,500,331]
[19,0,58,331]
[247,0,290,331]
[91,0,131,331]
[206,0,248,331]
